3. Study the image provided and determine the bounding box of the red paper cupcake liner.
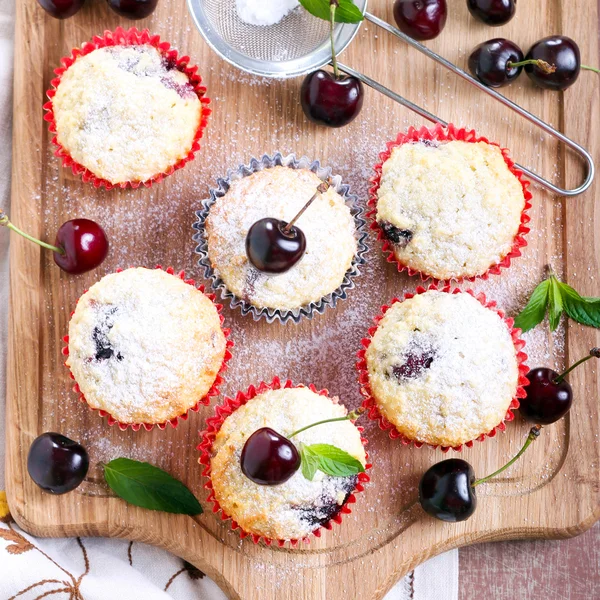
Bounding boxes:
[61,266,233,432]
[197,377,372,547]
[368,123,532,284]
[356,284,529,452]
[43,27,211,190]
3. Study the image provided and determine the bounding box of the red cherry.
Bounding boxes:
[37,0,84,19]
[468,38,524,88]
[241,427,301,485]
[53,219,109,274]
[105,0,159,19]
[300,70,364,128]
[467,0,516,26]
[393,0,448,41]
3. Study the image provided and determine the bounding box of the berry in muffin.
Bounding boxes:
[375,139,527,280]
[66,268,227,426]
[364,289,521,448]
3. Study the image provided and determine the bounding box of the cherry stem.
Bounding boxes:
[330,0,339,79]
[507,59,557,74]
[288,407,365,439]
[554,348,600,384]
[472,425,542,487]
[581,65,600,74]
[283,182,329,234]
[0,209,64,255]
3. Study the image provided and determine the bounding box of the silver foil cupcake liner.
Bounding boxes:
[192,152,369,324]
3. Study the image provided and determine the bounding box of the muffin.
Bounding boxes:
[65,267,228,429]
[46,29,209,188]
[201,382,369,542]
[372,126,530,281]
[203,163,360,316]
[360,288,526,449]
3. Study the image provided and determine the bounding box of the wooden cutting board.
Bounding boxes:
[6,1,600,599]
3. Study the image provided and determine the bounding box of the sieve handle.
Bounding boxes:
[337,12,595,198]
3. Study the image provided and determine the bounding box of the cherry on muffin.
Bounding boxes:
[241,408,366,486]
[245,182,328,273]
[106,0,159,19]
[420,348,599,522]
[466,0,516,26]
[0,210,109,274]
[28,433,89,495]
[393,0,447,41]
[37,0,84,19]
[300,1,364,128]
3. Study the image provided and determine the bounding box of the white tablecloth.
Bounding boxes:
[0,2,457,597]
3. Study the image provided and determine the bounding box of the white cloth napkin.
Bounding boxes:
[0,1,457,597]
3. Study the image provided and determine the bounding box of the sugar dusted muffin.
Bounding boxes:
[51,44,203,185]
[364,290,520,448]
[205,166,358,312]
[207,386,367,541]
[375,140,526,280]
[66,268,227,426]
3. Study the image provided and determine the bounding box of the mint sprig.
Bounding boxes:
[514,269,600,332]
[300,443,365,481]
[299,0,364,23]
[104,458,202,516]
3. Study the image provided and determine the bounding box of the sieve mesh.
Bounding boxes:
[201,1,330,62]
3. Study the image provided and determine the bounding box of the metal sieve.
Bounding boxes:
[187,0,594,196]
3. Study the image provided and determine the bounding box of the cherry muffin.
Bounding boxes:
[65,267,228,430]
[46,29,209,188]
[359,288,527,450]
[200,158,365,321]
[372,125,530,281]
[199,381,369,544]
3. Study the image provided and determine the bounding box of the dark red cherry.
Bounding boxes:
[419,459,477,522]
[37,0,84,19]
[393,0,447,41]
[27,433,89,494]
[53,219,109,274]
[301,70,364,128]
[467,0,516,26]
[241,427,301,485]
[520,367,572,424]
[245,218,306,274]
[524,36,580,91]
[106,0,159,19]
[468,38,524,87]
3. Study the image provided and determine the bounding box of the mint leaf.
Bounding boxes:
[301,443,364,480]
[299,0,364,23]
[104,458,202,516]
[300,445,320,481]
[559,281,600,328]
[548,276,564,331]
[514,279,550,332]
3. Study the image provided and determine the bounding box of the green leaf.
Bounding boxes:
[104,458,202,516]
[299,0,364,23]
[300,445,320,481]
[513,279,550,332]
[548,276,564,331]
[300,443,365,480]
[559,281,600,328]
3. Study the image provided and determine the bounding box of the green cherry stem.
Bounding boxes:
[581,65,600,74]
[472,425,542,487]
[0,209,65,255]
[330,0,340,79]
[507,58,556,73]
[554,348,600,384]
[288,406,365,439]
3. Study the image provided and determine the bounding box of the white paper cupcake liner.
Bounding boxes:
[192,152,369,324]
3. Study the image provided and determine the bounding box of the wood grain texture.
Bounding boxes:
[5,1,600,600]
